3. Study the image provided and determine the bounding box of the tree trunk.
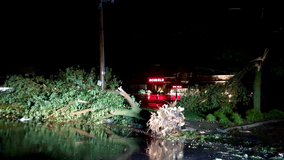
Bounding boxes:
[253,67,262,112]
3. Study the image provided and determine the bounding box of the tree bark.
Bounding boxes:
[253,67,262,112]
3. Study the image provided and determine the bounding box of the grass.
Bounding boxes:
[183,111,204,121]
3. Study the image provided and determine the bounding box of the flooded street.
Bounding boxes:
[0,119,146,160]
[0,118,284,159]
[0,94,283,159]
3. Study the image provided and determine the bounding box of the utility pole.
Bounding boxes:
[98,0,114,90]
[99,0,105,90]
[176,73,178,100]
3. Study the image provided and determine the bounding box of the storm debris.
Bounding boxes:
[147,104,185,136]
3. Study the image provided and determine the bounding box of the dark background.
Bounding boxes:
[1,1,283,80]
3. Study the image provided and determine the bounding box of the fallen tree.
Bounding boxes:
[46,87,141,120]
[0,66,141,125]
[145,49,272,137]
[178,49,269,117]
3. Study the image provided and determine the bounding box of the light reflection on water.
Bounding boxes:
[0,118,281,160]
[0,119,207,160]
[0,118,188,160]
[0,119,144,160]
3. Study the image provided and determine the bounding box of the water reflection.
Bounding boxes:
[0,119,142,160]
[146,138,185,160]
[0,118,187,160]
[1,118,280,160]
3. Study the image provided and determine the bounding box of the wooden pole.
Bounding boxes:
[176,73,178,99]
[99,1,105,90]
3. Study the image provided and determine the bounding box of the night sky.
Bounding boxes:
[1,1,283,81]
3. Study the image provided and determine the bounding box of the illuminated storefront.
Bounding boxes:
[147,77,166,93]
[147,77,188,94]
[129,65,234,94]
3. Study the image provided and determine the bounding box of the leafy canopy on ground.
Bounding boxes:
[0,66,141,125]
[178,81,284,124]
[178,83,251,114]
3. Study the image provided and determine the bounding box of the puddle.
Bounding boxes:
[0,118,283,160]
[0,119,144,160]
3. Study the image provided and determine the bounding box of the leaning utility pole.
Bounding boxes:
[99,1,105,90]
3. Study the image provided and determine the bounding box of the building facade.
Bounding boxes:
[127,65,234,94]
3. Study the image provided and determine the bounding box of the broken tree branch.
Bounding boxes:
[46,99,93,118]
[71,108,95,115]
[250,48,269,63]
[104,86,139,110]
[228,48,269,85]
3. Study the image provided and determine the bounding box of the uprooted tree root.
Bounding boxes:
[147,102,185,137]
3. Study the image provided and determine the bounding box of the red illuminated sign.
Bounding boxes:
[172,85,182,89]
[149,78,164,82]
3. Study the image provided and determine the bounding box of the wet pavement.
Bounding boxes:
[1,118,284,159]
[1,94,284,159]
[183,120,225,132]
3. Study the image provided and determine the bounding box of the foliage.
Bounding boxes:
[138,89,146,94]
[213,110,231,124]
[178,84,225,113]
[178,68,252,124]
[210,107,243,124]
[246,109,263,122]
[112,115,138,126]
[203,108,283,125]
[183,111,204,121]
[181,131,198,139]
[230,113,243,125]
[178,82,251,114]
[0,66,141,125]
[162,131,200,141]
[263,109,284,120]
[262,113,272,120]
[104,67,122,90]
[219,106,234,114]
[0,104,25,120]
[206,114,216,122]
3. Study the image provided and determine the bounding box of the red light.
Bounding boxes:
[149,78,164,82]
[172,85,182,88]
